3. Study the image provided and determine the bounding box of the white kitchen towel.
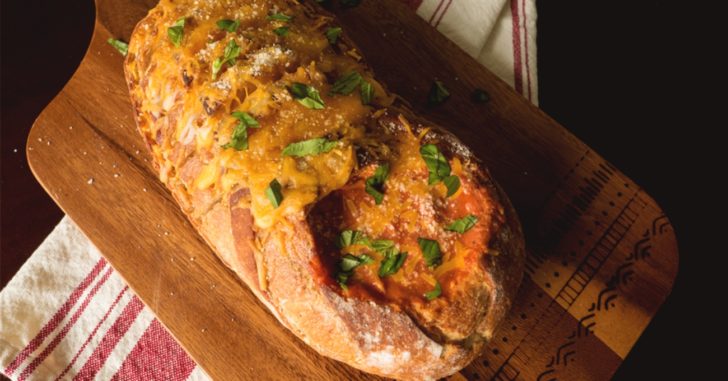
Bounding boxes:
[0,1,537,379]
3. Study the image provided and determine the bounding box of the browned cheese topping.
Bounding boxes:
[125,0,503,307]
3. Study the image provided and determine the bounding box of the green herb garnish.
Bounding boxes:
[167,17,186,47]
[427,80,450,106]
[420,144,460,197]
[212,39,241,79]
[289,83,325,109]
[325,27,342,44]
[281,138,338,157]
[378,251,407,277]
[418,238,442,267]
[420,144,450,184]
[267,13,292,22]
[273,26,290,36]
[336,272,351,290]
[370,239,395,253]
[443,175,460,197]
[424,281,442,300]
[107,38,128,56]
[472,89,490,103]
[336,253,373,289]
[360,81,374,105]
[265,179,284,208]
[222,111,260,151]
[364,163,389,205]
[330,72,362,95]
[445,215,478,234]
[216,19,240,32]
[337,230,370,249]
[340,253,373,272]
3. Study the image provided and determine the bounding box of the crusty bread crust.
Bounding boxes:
[124,1,525,379]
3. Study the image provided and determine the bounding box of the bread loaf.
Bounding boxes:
[124,1,525,379]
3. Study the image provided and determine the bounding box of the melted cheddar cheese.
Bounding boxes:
[126,0,500,306]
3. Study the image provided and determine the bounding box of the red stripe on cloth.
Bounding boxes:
[428,0,445,24]
[4,258,107,376]
[510,0,523,95]
[53,286,129,381]
[521,0,532,101]
[434,0,453,28]
[17,266,114,381]
[111,319,196,381]
[72,296,145,380]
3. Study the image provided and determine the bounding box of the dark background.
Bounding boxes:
[1,0,718,379]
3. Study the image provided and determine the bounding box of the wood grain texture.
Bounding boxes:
[26,0,678,379]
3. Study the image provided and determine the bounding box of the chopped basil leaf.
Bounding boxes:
[378,251,407,277]
[340,255,360,272]
[341,0,361,8]
[107,38,128,56]
[282,138,338,157]
[424,281,442,300]
[443,175,460,197]
[325,27,342,44]
[446,215,478,234]
[223,39,242,60]
[427,80,450,106]
[420,144,451,184]
[421,145,459,196]
[222,111,259,151]
[273,26,290,36]
[216,19,240,32]
[369,165,390,188]
[370,239,395,253]
[365,163,389,205]
[365,183,384,204]
[340,253,373,271]
[212,58,223,78]
[360,81,374,105]
[289,83,308,98]
[212,39,241,79]
[288,83,325,109]
[330,72,362,95]
[336,272,351,290]
[337,253,373,289]
[167,17,186,47]
[337,230,370,249]
[265,179,283,208]
[418,238,442,267]
[472,88,490,103]
[267,13,292,22]
[221,121,248,150]
[231,111,260,128]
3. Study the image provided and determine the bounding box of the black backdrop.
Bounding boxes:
[2,0,719,379]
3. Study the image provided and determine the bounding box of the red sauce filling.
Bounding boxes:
[308,161,497,307]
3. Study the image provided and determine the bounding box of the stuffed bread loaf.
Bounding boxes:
[124,0,525,379]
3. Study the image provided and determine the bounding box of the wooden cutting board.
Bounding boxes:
[26,0,678,379]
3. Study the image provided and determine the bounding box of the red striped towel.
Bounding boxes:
[0,1,537,379]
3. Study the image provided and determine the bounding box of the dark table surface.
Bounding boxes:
[1,0,717,379]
